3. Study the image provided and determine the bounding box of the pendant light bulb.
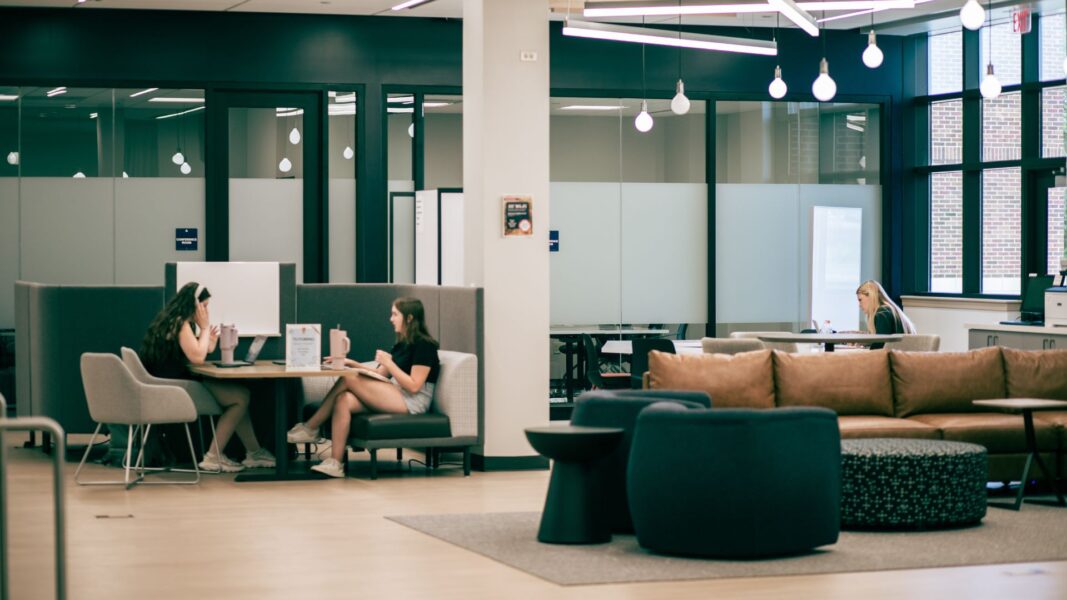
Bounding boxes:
[288,127,301,145]
[122,171,129,178]
[279,157,293,173]
[343,145,354,160]
[180,162,192,175]
[959,0,985,31]
[407,123,415,138]
[863,30,884,69]
[171,150,184,165]
[812,58,837,102]
[634,100,654,133]
[768,65,787,99]
[980,64,1001,99]
[73,172,86,179]
[6,151,18,166]
[670,79,691,115]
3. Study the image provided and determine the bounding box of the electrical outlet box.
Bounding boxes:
[520,51,538,62]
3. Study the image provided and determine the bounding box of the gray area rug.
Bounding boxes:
[387,505,1067,585]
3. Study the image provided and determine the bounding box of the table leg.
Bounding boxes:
[537,459,611,544]
[564,338,575,403]
[824,342,835,352]
[989,411,1067,510]
[236,379,323,482]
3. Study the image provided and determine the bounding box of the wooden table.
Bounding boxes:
[599,339,702,355]
[755,332,903,352]
[188,361,363,482]
[973,398,1067,510]
[549,327,669,402]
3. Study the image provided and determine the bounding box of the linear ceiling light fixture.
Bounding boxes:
[584,1,913,17]
[563,19,776,56]
[0,94,18,101]
[768,0,820,37]
[155,106,205,120]
[148,97,205,103]
[129,88,158,98]
[46,87,67,97]
[560,105,623,110]
[391,0,436,10]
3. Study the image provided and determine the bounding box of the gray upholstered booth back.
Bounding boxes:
[15,282,164,433]
[297,284,484,445]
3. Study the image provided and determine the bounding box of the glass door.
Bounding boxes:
[206,91,324,282]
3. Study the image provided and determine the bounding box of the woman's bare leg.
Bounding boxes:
[203,381,250,456]
[304,376,354,430]
[329,391,364,461]
[327,377,408,461]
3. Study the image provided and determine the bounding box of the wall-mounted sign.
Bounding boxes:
[175,228,198,251]
[1011,7,1031,34]
[503,195,533,237]
[549,230,559,252]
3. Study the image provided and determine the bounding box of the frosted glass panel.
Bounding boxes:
[20,178,115,284]
[810,206,863,332]
[549,182,622,324]
[0,179,17,328]
[329,178,356,282]
[115,178,205,284]
[619,183,707,323]
[391,193,415,284]
[229,179,303,282]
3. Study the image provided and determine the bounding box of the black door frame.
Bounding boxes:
[205,89,327,283]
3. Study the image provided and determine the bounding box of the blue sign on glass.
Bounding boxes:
[549,230,559,252]
[176,228,198,251]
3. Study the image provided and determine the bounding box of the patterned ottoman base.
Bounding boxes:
[841,438,988,530]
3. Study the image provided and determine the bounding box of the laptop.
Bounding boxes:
[214,335,268,367]
[1000,275,1054,326]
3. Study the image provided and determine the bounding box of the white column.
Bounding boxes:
[463,0,550,461]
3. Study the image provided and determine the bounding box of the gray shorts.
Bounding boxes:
[396,381,434,415]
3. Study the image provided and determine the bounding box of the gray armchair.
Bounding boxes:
[729,331,799,353]
[75,353,200,489]
[701,337,765,355]
[884,334,941,352]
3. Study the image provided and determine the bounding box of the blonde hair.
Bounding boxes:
[856,280,916,334]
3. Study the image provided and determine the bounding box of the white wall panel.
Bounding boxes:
[115,177,205,285]
[328,178,356,282]
[20,178,115,285]
[549,182,621,324]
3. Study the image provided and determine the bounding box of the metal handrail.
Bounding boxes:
[0,394,67,600]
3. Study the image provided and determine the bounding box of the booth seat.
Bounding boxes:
[646,346,1067,481]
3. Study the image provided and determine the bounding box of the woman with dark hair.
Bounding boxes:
[287,296,440,478]
[141,281,275,473]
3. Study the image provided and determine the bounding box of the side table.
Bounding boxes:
[973,398,1067,510]
[525,425,624,544]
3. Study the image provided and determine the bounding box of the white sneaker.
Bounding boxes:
[199,452,245,473]
[242,448,277,469]
[287,422,322,444]
[310,458,345,478]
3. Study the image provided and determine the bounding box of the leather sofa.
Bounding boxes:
[646,346,1067,482]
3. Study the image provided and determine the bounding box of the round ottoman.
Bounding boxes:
[841,438,988,530]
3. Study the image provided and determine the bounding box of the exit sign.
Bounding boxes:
[1012,7,1031,34]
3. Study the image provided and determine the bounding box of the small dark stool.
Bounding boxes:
[841,438,988,529]
[525,425,624,544]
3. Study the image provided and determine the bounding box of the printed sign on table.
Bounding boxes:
[285,324,321,371]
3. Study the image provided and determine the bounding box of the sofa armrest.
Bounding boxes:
[435,350,478,439]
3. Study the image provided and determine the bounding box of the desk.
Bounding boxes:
[755,332,903,352]
[600,339,702,355]
[972,398,1067,510]
[188,361,363,482]
[549,327,669,402]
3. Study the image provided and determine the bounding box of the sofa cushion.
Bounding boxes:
[890,347,1005,418]
[773,350,894,416]
[1001,348,1067,401]
[648,349,775,409]
[909,413,1060,453]
[837,415,942,440]
[349,413,451,441]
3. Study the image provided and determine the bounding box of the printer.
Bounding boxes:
[1046,286,1067,327]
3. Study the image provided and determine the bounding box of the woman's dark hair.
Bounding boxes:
[393,297,438,348]
[141,282,210,365]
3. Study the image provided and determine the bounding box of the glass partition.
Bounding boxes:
[328,90,357,282]
[715,100,882,336]
[424,94,462,189]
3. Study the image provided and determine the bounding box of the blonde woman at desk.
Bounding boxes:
[287,296,440,478]
[856,280,916,349]
[140,282,275,473]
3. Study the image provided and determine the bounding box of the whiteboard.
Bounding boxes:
[175,262,280,336]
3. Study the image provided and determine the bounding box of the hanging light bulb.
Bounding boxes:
[769,66,787,99]
[289,127,301,145]
[73,171,86,178]
[343,146,354,160]
[171,150,184,165]
[6,151,17,166]
[980,64,1001,99]
[863,30,884,69]
[634,100,654,133]
[959,0,985,31]
[180,162,192,175]
[122,171,129,178]
[812,58,837,102]
[407,123,415,138]
[278,157,293,173]
[670,79,691,116]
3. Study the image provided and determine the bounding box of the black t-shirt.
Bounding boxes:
[141,321,196,380]
[870,306,905,350]
[390,339,440,385]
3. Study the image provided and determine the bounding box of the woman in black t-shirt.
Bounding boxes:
[856,280,917,349]
[289,297,440,478]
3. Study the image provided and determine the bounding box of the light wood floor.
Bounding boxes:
[4,433,1067,600]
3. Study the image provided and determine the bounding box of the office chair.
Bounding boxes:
[630,338,676,389]
[674,323,689,340]
[582,334,630,390]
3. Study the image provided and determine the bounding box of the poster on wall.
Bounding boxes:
[503,195,533,237]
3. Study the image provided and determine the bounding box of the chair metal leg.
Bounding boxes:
[396,448,403,462]
[463,447,471,476]
[370,449,378,480]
